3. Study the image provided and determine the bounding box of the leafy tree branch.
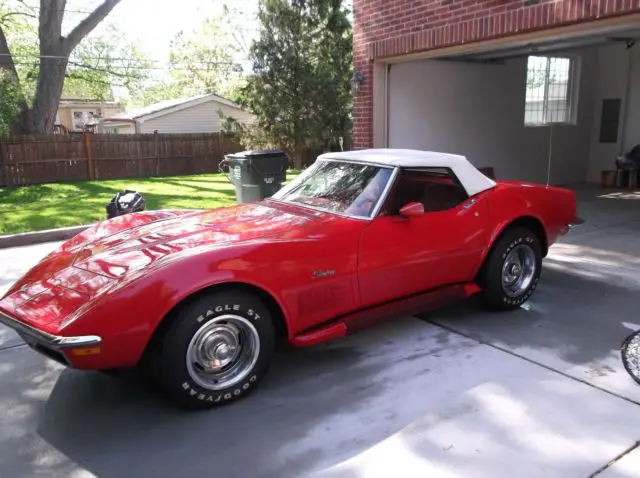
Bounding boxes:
[0,0,127,133]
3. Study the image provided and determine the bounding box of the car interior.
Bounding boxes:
[380,168,469,215]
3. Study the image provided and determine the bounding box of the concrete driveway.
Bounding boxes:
[1,186,640,478]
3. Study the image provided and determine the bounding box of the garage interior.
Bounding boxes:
[385,21,640,188]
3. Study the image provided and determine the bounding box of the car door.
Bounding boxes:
[357,167,491,308]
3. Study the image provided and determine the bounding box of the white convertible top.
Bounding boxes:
[318,148,497,197]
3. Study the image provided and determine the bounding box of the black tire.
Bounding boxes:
[621,330,640,385]
[478,226,542,311]
[155,290,276,409]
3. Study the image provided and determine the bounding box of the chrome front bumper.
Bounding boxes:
[0,311,101,350]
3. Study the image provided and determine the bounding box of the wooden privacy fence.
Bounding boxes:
[0,132,244,187]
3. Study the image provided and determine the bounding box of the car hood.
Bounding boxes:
[70,201,331,279]
[0,201,335,329]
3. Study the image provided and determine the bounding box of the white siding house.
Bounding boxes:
[56,98,125,132]
[100,93,254,134]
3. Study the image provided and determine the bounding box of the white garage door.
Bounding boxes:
[386,34,640,186]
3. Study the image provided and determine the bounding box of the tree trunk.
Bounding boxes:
[21,57,68,133]
[11,0,122,133]
[0,26,18,78]
[292,149,303,170]
[18,0,67,134]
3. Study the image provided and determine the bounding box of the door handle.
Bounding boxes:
[463,198,478,209]
[462,198,481,217]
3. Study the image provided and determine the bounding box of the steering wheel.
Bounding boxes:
[349,182,383,216]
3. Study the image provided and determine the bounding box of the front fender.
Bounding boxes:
[61,242,292,367]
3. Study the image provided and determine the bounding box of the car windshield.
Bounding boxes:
[271,159,394,218]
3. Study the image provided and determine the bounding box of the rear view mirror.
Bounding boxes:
[399,202,424,218]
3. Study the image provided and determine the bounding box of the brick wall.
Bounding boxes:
[352,0,640,149]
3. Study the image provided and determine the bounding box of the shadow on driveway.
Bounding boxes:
[1,263,640,477]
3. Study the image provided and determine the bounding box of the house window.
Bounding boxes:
[71,109,100,131]
[524,55,577,126]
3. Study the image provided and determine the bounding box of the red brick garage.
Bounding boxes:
[352,1,640,185]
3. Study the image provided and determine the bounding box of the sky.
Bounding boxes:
[11,0,351,69]
[64,0,260,65]
[6,0,351,99]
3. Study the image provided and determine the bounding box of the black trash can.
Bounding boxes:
[220,149,289,203]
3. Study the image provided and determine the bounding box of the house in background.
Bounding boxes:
[99,93,254,135]
[55,98,125,133]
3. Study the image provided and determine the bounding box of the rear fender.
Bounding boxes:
[483,215,548,260]
[473,192,549,278]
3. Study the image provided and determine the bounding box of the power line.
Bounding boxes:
[12,1,187,16]
[11,61,246,73]
[0,52,239,66]
[9,3,260,23]
[4,3,132,17]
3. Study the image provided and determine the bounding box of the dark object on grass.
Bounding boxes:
[106,190,146,220]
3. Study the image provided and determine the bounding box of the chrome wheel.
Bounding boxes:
[186,315,260,391]
[622,331,640,383]
[501,244,536,298]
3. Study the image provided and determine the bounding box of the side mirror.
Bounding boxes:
[399,202,424,218]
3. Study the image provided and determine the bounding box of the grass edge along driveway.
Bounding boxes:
[0,171,300,236]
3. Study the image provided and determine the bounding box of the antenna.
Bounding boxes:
[546,123,553,186]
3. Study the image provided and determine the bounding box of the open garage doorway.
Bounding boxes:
[385,25,640,187]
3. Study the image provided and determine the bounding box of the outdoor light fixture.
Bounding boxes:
[351,70,364,94]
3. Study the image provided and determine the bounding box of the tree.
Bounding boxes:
[0,0,31,135]
[239,0,353,169]
[132,80,187,108]
[169,17,243,96]
[311,0,353,152]
[0,0,125,134]
[0,70,21,136]
[132,3,251,107]
[62,24,151,101]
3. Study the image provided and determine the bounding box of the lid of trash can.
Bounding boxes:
[225,149,287,159]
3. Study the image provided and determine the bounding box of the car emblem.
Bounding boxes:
[312,269,335,279]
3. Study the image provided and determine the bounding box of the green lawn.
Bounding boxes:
[0,171,300,236]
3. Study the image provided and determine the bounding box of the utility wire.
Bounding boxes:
[5,3,260,25]
[1,52,240,66]
[11,61,245,73]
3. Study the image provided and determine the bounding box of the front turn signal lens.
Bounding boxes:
[70,346,102,356]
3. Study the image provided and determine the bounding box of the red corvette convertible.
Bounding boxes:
[0,149,582,408]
